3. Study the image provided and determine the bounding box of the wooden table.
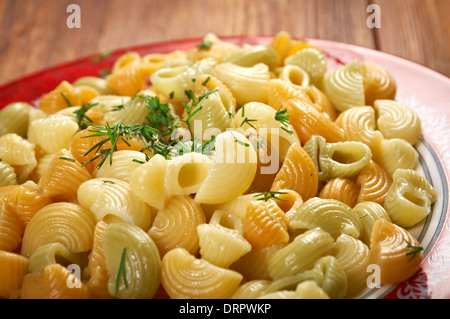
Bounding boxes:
[0,0,449,87]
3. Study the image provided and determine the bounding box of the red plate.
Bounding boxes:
[1,36,449,299]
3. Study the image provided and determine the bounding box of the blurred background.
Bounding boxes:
[0,0,449,86]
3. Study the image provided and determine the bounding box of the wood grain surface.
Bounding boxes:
[0,0,448,86]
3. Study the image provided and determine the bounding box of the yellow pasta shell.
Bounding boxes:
[0,251,29,298]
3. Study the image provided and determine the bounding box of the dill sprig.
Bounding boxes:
[405,239,423,261]
[253,191,289,202]
[274,107,293,135]
[73,102,98,129]
[82,122,168,169]
[115,247,128,299]
[197,40,212,50]
[140,95,180,138]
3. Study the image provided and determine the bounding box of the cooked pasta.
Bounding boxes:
[0,32,439,300]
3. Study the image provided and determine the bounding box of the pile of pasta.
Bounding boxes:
[0,31,439,299]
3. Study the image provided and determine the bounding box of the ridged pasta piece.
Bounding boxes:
[0,251,29,298]
[267,78,319,117]
[270,142,318,201]
[323,60,365,112]
[355,160,392,206]
[277,65,311,88]
[0,161,17,187]
[141,50,187,77]
[265,256,347,299]
[148,195,206,257]
[361,61,397,106]
[21,263,91,299]
[243,199,290,249]
[20,202,96,257]
[269,31,320,64]
[73,76,115,95]
[88,94,131,114]
[151,60,215,102]
[0,102,34,137]
[302,85,337,121]
[233,101,301,162]
[102,223,161,299]
[373,99,421,145]
[161,247,243,299]
[183,88,234,137]
[103,90,155,126]
[93,150,147,182]
[0,201,24,252]
[37,148,92,202]
[334,234,370,298]
[210,193,256,221]
[30,115,79,154]
[319,177,359,208]
[272,189,304,220]
[230,244,285,281]
[267,228,335,280]
[84,221,111,299]
[335,105,384,158]
[369,219,423,284]
[164,152,212,195]
[284,48,328,86]
[223,44,280,70]
[284,98,345,145]
[375,138,419,176]
[129,154,169,210]
[214,62,271,105]
[193,74,237,111]
[266,280,330,299]
[289,197,361,239]
[384,169,438,228]
[7,183,52,227]
[353,201,391,246]
[37,80,99,115]
[28,242,82,274]
[232,280,272,299]
[194,131,257,205]
[303,136,372,182]
[0,133,36,183]
[106,54,147,97]
[77,177,152,231]
[70,126,112,173]
[198,210,251,268]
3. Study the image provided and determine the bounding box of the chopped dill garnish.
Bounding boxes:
[254,191,289,202]
[73,102,98,129]
[132,159,146,164]
[103,180,115,184]
[405,239,423,261]
[60,92,73,107]
[99,69,111,78]
[197,40,212,50]
[274,107,293,135]
[90,49,113,63]
[202,76,211,86]
[115,247,128,299]
[59,157,76,162]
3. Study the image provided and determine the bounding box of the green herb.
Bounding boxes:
[73,102,98,130]
[99,69,111,77]
[181,88,218,138]
[197,40,212,50]
[60,92,73,107]
[360,214,368,218]
[405,239,423,261]
[140,95,180,138]
[132,159,146,164]
[103,180,115,184]
[240,117,257,129]
[115,247,128,299]
[59,157,76,162]
[254,191,289,202]
[202,76,211,86]
[169,91,174,99]
[90,49,113,63]
[274,107,293,135]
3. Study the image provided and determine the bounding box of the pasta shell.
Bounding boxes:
[161,247,243,299]
[369,219,423,284]
[148,195,206,257]
[0,201,24,252]
[0,251,29,298]
[355,160,392,206]
[361,61,396,106]
[319,177,359,208]
[21,202,96,257]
